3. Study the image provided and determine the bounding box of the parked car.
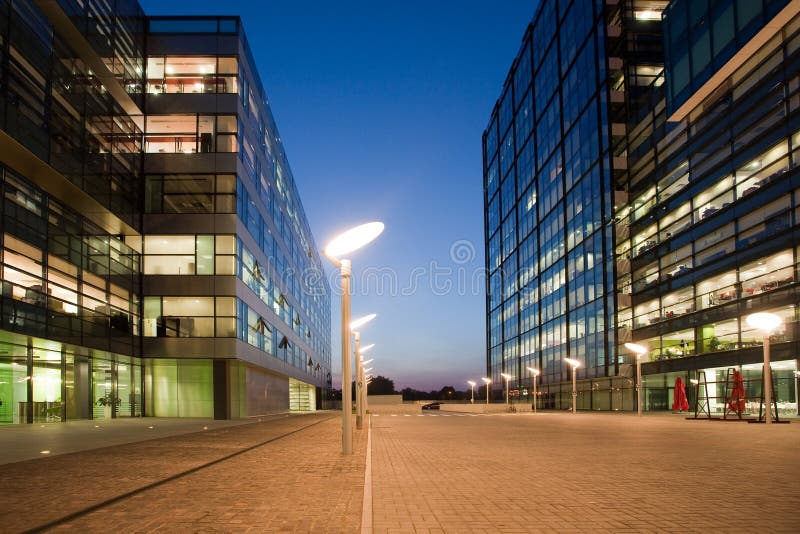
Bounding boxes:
[421,402,441,410]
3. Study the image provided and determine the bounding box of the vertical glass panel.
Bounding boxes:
[0,354,29,424]
[32,350,62,423]
[143,296,161,337]
[196,235,214,275]
[92,358,115,420]
[117,360,132,417]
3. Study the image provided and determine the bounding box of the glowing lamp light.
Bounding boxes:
[359,343,375,354]
[565,357,581,368]
[746,312,783,333]
[527,367,540,377]
[324,222,384,258]
[467,380,476,387]
[481,377,492,384]
[624,342,648,356]
[350,313,377,330]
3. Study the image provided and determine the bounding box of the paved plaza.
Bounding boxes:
[370,411,800,533]
[1,411,799,532]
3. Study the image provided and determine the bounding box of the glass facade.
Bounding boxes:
[484,0,634,403]
[663,0,791,115]
[485,0,799,414]
[0,4,331,423]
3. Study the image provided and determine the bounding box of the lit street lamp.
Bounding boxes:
[564,358,581,414]
[500,373,512,405]
[481,377,492,405]
[527,367,540,413]
[360,357,373,417]
[624,342,648,417]
[355,339,375,431]
[324,222,384,454]
[467,380,476,404]
[746,312,783,424]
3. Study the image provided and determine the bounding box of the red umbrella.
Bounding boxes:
[727,370,746,416]
[672,377,689,412]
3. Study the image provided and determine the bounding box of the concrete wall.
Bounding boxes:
[367,394,403,405]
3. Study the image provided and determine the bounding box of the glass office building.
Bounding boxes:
[0,1,331,424]
[484,0,666,409]
[485,0,800,415]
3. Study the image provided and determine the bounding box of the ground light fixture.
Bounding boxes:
[746,312,783,424]
[624,342,648,417]
[526,367,540,413]
[500,373,512,405]
[467,380,476,404]
[564,358,581,414]
[324,222,384,454]
[481,377,492,405]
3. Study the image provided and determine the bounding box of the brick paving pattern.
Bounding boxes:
[1,413,366,533]
[370,412,800,533]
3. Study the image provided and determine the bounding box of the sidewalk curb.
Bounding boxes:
[360,413,373,534]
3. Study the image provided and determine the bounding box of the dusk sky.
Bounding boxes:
[141,0,538,391]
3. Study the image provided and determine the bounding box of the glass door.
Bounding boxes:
[92,359,115,419]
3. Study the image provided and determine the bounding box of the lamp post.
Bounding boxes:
[324,222,384,454]
[527,367,540,413]
[795,370,800,416]
[481,377,491,404]
[500,373,512,405]
[354,339,374,430]
[351,313,376,430]
[467,380,476,404]
[564,358,581,414]
[746,312,783,424]
[624,342,648,417]
[360,357,373,421]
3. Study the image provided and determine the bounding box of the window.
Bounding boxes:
[146,56,238,94]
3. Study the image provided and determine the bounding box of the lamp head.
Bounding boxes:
[746,312,783,334]
[564,357,581,368]
[360,358,373,365]
[500,373,512,381]
[481,377,492,384]
[324,222,384,258]
[359,343,375,354]
[527,367,540,377]
[350,313,377,330]
[624,342,648,357]
[467,380,476,387]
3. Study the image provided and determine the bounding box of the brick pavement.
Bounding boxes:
[1,413,367,533]
[369,412,800,533]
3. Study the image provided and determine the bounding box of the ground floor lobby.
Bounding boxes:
[512,358,799,416]
[0,330,321,425]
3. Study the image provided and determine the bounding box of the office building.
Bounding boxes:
[484,0,799,414]
[0,0,331,424]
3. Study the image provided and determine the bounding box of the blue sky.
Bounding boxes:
[140,0,538,391]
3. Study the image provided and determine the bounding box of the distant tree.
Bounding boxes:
[367,375,396,395]
[438,386,456,400]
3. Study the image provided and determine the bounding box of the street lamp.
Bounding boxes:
[325,222,384,454]
[746,312,783,424]
[467,380,476,404]
[564,358,581,414]
[527,367,540,413]
[481,377,492,405]
[624,342,648,417]
[354,338,375,431]
[500,373,512,405]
